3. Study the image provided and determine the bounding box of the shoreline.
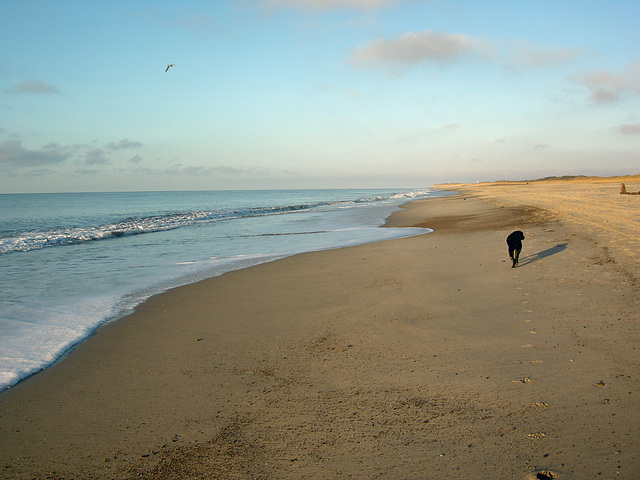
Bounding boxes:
[1,181,638,479]
[1,189,436,397]
[0,189,432,394]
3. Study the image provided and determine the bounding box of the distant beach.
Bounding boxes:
[1,176,638,479]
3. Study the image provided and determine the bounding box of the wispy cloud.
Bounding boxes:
[127,163,283,177]
[2,80,61,95]
[350,31,485,67]
[349,30,584,73]
[83,149,110,165]
[74,168,103,176]
[509,42,582,68]
[105,139,143,150]
[574,59,640,103]
[172,164,259,175]
[615,123,640,135]
[0,140,68,167]
[262,0,398,10]
[0,137,149,171]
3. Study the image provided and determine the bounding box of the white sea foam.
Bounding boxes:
[0,188,442,392]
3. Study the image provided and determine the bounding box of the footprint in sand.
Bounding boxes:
[512,377,532,384]
[526,471,557,480]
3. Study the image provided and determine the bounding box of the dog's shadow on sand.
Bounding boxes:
[517,243,568,266]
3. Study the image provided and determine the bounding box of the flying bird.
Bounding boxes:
[165,64,175,72]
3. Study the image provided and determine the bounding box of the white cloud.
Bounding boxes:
[350,30,585,73]
[350,30,484,67]
[509,42,582,68]
[574,59,640,103]
[105,139,143,150]
[2,80,61,95]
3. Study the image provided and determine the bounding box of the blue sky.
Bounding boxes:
[1,0,639,193]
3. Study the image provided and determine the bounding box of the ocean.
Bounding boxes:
[0,188,441,393]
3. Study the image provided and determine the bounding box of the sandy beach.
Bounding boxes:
[1,177,638,479]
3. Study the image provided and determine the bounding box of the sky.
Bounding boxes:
[1,0,639,193]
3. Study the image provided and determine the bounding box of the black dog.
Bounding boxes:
[506,231,525,268]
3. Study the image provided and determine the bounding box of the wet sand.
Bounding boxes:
[0,178,638,479]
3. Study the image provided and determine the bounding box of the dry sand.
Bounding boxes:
[434,177,640,281]
[0,178,638,479]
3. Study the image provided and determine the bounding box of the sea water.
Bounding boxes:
[0,188,441,392]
